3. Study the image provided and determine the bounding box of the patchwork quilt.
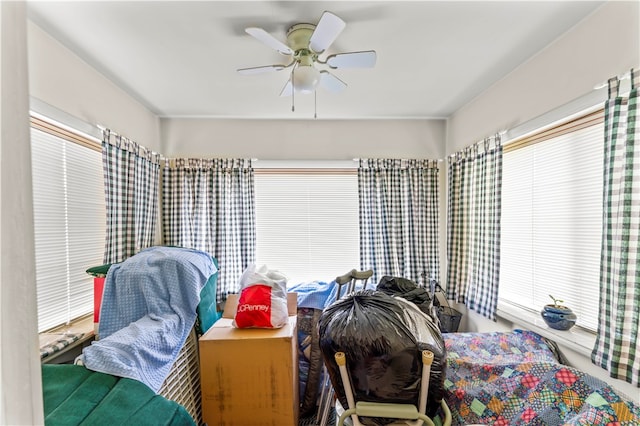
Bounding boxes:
[432,330,639,425]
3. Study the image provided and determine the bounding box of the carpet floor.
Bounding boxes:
[298,408,336,426]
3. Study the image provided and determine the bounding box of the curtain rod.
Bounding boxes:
[459,67,637,155]
[96,124,126,139]
[447,134,503,159]
[505,67,636,144]
[593,68,635,90]
[97,124,166,162]
[351,157,444,163]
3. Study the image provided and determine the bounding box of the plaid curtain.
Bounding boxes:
[102,130,160,264]
[592,70,640,386]
[358,158,440,286]
[446,136,502,320]
[446,148,473,301]
[162,158,255,301]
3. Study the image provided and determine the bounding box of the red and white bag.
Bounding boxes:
[233,264,289,329]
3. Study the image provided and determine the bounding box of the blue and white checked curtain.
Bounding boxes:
[446,136,502,320]
[102,130,160,264]
[358,158,440,286]
[592,69,640,386]
[162,158,255,301]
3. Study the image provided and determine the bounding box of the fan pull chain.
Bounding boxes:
[291,67,295,112]
[292,89,295,112]
[314,90,317,119]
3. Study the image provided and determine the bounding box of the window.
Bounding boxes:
[31,118,106,332]
[499,110,603,331]
[254,169,360,286]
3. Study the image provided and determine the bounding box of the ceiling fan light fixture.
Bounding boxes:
[293,65,321,94]
[239,11,377,108]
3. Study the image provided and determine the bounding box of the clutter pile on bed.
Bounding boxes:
[42,246,219,426]
[291,276,640,426]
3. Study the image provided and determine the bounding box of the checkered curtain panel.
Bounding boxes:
[446,150,473,302]
[102,130,160,264]
[592,70,640,386]
[162,158,255,302]
[358,158,440,286]
[446,136,502,320]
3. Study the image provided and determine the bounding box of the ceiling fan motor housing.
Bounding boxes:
[287,23,318,64]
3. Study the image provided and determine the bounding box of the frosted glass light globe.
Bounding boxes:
[293,65,321,94]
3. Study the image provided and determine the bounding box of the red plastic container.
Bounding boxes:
[93,277,105,324]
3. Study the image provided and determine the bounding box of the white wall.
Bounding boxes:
[0,3,44,424]
[27,21,160,150]
[161,118,445,160]
[446,1,639,153]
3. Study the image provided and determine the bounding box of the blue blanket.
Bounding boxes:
[288,280,337,310]
[288,279,372,310]
[83,246,216,392]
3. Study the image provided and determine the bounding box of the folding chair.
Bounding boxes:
[335,269,374,299]
[334,350,451,426]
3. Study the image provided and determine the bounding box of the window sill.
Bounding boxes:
[496,302,596,358]
[40,315,95,364]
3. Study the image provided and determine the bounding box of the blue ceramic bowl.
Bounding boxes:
[541,305,577,330]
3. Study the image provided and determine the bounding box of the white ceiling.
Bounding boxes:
[26,1,604,120]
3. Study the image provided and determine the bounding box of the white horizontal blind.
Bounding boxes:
[254,172,360,286]
[499,123,603,331]
[31,127,105,332]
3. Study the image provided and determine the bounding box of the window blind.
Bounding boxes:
[254,171,360,286]
[499,121,603,331]
[31,126,105,332]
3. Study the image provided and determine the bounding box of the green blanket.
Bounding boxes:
[42,364,195,426]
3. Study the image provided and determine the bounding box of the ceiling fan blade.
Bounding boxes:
[309,11,346,53]
[245,27,293,55]
[237,65,287,75]
[326,50,377,69]
[279,79,293,97]
[319,71,347,93]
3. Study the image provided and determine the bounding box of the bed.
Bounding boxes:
[431,330,640,426]
[42,247,220,426]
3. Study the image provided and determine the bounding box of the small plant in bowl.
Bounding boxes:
[541,294,577,330]
[548,295,566,308]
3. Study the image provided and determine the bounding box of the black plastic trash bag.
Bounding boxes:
[376,276,440,327]
[318,290,446,425]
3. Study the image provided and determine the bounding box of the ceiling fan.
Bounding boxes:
[237,11,377,98]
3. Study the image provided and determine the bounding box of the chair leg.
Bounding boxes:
[316,374,327,422]
[334,352,362,426]
[318,386,334,426]
[316,365,332,425]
